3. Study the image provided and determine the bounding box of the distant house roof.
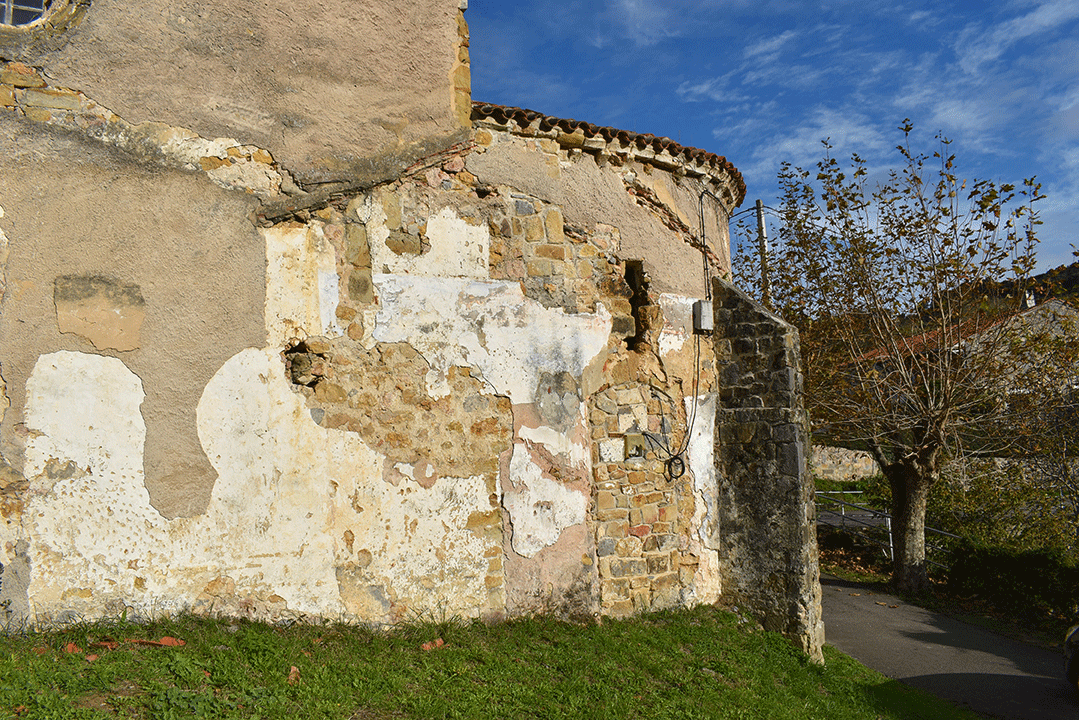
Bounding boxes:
[471,102,747,207]
[854,299,1079,365]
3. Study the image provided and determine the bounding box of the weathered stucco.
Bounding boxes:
[12,0,470,186]
[0,111,267,520]
[0,1,817,651]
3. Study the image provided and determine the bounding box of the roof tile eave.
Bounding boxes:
[471,102,747,205]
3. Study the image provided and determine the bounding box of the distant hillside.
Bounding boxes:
[1033,262,1079,303]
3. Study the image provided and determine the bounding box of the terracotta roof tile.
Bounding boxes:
[471,102,746,204]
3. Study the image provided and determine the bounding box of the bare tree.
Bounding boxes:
[756,121,1043,592]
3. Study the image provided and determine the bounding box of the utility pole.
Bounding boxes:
[756,199,771,308]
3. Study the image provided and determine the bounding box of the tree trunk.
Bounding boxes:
[884,460,935,594]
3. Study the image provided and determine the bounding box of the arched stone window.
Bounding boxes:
[0,0,88,56]
[1,0,50,27]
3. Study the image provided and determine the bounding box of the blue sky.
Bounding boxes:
[466,0,1079,272]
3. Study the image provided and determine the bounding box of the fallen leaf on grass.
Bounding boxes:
[32,647,46,656]
[85,654,99,662]
[63,642,82,654]
[421,638,445,651]
[13,705,27,716]
[91,640,120,651]
[126,637,186,647]
[288,666,300,685]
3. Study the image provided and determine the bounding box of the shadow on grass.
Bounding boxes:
[866,674,1078,720]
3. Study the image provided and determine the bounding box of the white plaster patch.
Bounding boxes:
[24,351,146,481]
[685,393,721,604]
[17,348,493,623]
[264,224,343,346]
[372,274,611,401]
[331,462,493,618]
[367,205,489,279]
[21,351,169,614]
[598,439,624,463]
[503,443,588,558]
[517,417,589,469]
[657,294,696,358]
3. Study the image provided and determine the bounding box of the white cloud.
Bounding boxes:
[955,0,1079,73]
[744,30,798,59]
[606,0,682,47]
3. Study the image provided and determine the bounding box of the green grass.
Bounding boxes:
[0,606,982,719]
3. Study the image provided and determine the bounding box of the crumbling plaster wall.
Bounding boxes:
[466,128,730,298]
[4,0,471,186]
[0,0,748,625]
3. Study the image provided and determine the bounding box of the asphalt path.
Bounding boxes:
[821,574,1078,719]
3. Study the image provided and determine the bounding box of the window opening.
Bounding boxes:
[2,0,50,26]
[624,260,651,351]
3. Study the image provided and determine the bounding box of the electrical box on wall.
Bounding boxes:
[692,299,713,333]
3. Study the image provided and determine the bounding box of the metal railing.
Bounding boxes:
[816,491,960,569]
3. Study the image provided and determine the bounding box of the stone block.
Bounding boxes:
[598,439,624,463]
[526,259,552,277]
[615,536,642,557]
[605,599,634,617]
[627,524,650,538]
[545,209,565,243]
[348,269,374,304]
[524,215,544,241]
[23,106,51,122]
[596,538,617,557]
[535,244,565,260]
[600,520,628,539]
[596,490,616,511]
[645,554,669,574]
[650,573,681,609]
[22,87,81,111]
[0,62,45,88]
[631,491,663,507]
[596,507,628,522]
[610,558,646,577]
[346,224,371,267]
[0,85,14,107]
[642,534,678,552]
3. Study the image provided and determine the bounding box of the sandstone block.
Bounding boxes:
[23,87,80,111]
[0,62,45,88]
[534,244,565,260]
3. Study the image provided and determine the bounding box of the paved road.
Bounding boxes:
[821,574,1078,719]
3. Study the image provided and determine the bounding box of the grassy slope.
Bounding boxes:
[0,607,981,719]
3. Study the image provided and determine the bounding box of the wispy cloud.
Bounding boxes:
[603,0,682,47]
[744,30,797,60]
[955,0,1079,73]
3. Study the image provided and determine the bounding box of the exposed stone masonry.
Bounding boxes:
[712,279,824,661]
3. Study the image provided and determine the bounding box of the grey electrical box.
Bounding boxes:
[624,434,647,460]
[692,299,713,333]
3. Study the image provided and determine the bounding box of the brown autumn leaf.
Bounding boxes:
[63,642,82,654]
[126,637,186,647]
[287,665,300,685]
[91,640,120,651]
[32,647,46,656]
[85,654,99,662]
